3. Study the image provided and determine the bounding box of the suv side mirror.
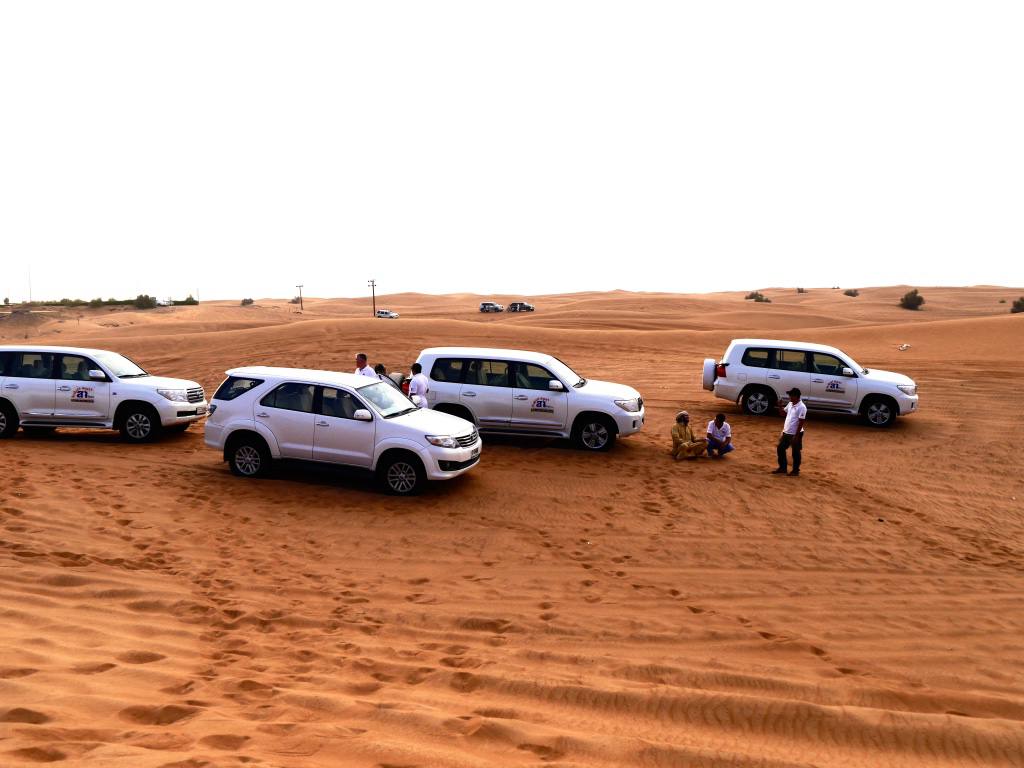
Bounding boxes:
[88,369,106,381]
[353,409,372,421]
[842,367,855,377]
[548,380,565,392]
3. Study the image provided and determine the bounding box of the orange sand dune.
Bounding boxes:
[1,287,1023,767]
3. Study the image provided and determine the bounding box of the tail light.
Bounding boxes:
[715,363,727,378]
[401,379,410,395]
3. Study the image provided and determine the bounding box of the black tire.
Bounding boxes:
[378,452,426,496]
[573,415,617,452]
[22,426,57,437]
[119,404,162,443]
[0,402,18,439]
[741,387,776,416]
[228,436,272,478]
[862,396,898,428]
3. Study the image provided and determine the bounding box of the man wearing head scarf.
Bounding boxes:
[671,411,707,460]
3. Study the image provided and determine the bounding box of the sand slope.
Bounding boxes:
[2,287,1023,767]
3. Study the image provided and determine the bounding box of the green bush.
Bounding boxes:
[1011,297,1024,314]
[745,291,770,302]
[899,289,924,310]
[134,294,158,310]
[843,289,859,297]
[241,298,254,306]
[174,295,199,306]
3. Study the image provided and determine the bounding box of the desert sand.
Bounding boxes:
[1,285,1023,767]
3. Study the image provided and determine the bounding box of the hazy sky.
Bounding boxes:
[2,2,1021,302]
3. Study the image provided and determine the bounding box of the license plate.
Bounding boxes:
[471,446,480,458]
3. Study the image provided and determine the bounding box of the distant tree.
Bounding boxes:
[899,289,924,310]
[843,289,860,297]
[240,298,254,306]
[180,295,198,306]
[134,294,158,309]
[289,296,301,304]
[89,297,104,308]
[1011,297,1024,314]
[3,297,8,305]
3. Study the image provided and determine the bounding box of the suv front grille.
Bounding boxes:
[456,430,478,447]
[187,387,205,403]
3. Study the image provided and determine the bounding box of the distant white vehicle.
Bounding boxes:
[204,367,481,494]
[0,345,207,441]
[415,347,645,451]
[703,339,919,427]
[375,309,400,319]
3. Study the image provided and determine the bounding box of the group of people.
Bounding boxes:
[671,388,806,477]
[353,353,431,408]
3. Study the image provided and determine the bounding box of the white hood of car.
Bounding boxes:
[123,374,203,390]
[576,378,642,401]
[395,407,476,435]
[861,368,915,386]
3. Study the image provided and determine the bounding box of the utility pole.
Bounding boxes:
[368,279,376,316]
[295,284,304,311]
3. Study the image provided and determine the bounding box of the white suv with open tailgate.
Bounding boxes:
[0,345,207,441]
[703,339,919,427]
[415,347,645,451]
[204,367,481,494]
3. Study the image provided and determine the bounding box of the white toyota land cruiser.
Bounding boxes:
[703,339,919,427]
[415,347,645,451]
[0,345,207,441]
[204,367,482,495]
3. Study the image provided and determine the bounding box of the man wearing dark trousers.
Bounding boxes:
[772,388,806,476]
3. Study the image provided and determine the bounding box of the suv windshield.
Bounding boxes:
[358,381,417,418]
[93,351,148,378]
[548,357,586,388]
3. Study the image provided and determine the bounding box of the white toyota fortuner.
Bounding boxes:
[703,339,919,427]
[204,367,482,494]
[0,345,207,441]
[415,347,645,450]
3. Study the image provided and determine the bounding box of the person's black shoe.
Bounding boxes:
[788,470,800,476]
[770,468,786,474]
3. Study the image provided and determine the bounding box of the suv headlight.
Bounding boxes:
[896,384,917,396]
[157,389,190,402]
[425,435,459,448]
[615,398,640,413]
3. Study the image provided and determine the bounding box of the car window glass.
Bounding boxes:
[261,382,314,413]
[466,359,511,387]
[741,348,770,368]
[320,387,362,419]
[58,355,97,381]
[811,353,845,376]
[774,350,808,372]
[515,363,556,390]
[12,352,54,379]
[214,376,264,401]
[430,358,465,383]
[0,352,10,376]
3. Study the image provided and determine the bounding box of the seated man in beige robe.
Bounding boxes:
[671,411,707,460]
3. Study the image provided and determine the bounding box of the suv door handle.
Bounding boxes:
[256,412,269,418]
[316,420,329,427]
[3,383,18,389]
[812,378,824,383]
[57,385,72,391]
[513,395,529,401]
[462,392,476,397]
[768,374,780,379]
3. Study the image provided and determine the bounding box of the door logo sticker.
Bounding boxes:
[71,387,95,403]
[825,380,845,393]
[531,397,554,413]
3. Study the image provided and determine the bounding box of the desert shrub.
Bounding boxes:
[796,287,808,294]
[899,289,924,310]
[1011,297,1024,314]
[241,298,254,306]
[175,295,199,306]
[999,299,1006,304]
[843,289,859,297]
[289,296,301,304]
[134,294,158,310]
[745,291,769,302]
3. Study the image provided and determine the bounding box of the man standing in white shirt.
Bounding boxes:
[705,413,734,458]
[408,362,430,409]
[354,353,376,378]
[772,388,806,476]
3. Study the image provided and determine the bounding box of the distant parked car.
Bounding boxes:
[702,339,919,428]
[479,302,504,313]
[375,309,400,319]
[508,302,534,312]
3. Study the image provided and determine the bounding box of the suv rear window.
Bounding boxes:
[740,348,771,368]
[10,352,54,379]
[214,376,265,401]
[430,358,465,383]
[0,352,10,376]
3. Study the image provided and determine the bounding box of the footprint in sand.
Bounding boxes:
[116,651,167,664]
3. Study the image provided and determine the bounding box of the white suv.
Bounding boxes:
[204,366,481,495]
[415,347,645,451]
[375,309,400,319]
[0,345,207,441]
[703,339,919,427]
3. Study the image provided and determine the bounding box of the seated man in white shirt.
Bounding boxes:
[705,413,734,458]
